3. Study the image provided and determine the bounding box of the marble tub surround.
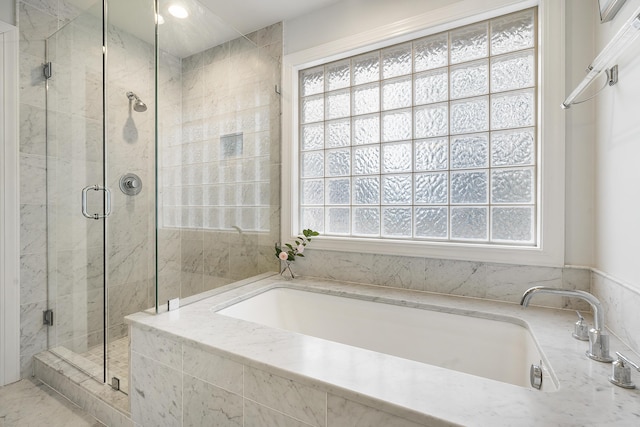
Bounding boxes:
[293,249,592,310]
[127,275,640,426]
[592,269,640,356]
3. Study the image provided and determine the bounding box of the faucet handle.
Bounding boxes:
[572,311,590,341]
[609,352,640,389]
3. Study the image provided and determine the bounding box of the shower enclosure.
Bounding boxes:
[43,0,281,398]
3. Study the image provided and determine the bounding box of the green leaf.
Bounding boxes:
[297,253,305,257]
[285,243,294,250]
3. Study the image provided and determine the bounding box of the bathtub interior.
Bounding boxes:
[217,287,556,391]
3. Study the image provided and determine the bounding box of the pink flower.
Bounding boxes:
[278,251,289,261]
[297,245,305,254]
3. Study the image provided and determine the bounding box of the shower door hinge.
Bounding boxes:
[43,62,52,80]
[43,309,54,326]
[111,377,121,391]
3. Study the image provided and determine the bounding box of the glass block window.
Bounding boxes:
[299,8,537,245]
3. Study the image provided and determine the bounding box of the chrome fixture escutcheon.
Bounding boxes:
[609,352,640,389]
[119,173,142,196]
[573,311,590,341]
[530,363,543,390]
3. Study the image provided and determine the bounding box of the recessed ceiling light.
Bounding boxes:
[168,4,188,19]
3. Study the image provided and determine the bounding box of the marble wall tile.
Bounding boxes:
[131,351,182,427]
[55,288,103,345]
[20,204,47,255]
[157,272,181,305]
[182,51,203,74]
[19,154,46,205]
[592,271,640,355]
[618,283,640,354]
[485,263,562,303]
[244,400,314,427]
[19,3,58,54]
[257,22,283,48]
[202,43,229,67]
[563,267,591,291]
[327,395,425,427]
[19,104,46,155]
[182,342,243,395]
[108,242,150,287]
[20,300,48,377]
[295,249,426,290]
[183,374,243,427]
[55,246,103,296]
[294,250,379,284]
[295,250,594,307]
[244,366,326,427]
[21,0,58,16]
[181,239,204,274]
[19,52,46,109]
[181,271,204,298]
[20,253,47,304]
[130,327,182,367]
[108,280,151,328]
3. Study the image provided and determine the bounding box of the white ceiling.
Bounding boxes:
[198,0,344,36]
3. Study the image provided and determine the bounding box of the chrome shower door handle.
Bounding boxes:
[81,185,112,220]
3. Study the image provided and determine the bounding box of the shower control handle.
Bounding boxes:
[124,177,139,189]
[81,185,112,220]
[119,173,143,196]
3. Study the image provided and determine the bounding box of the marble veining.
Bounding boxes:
[127,274,640,426]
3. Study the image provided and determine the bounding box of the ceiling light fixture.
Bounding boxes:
[168,4,189,19]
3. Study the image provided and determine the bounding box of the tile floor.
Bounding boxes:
[0,378,103,426]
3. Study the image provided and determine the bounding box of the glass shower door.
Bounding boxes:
[45,0,107,385]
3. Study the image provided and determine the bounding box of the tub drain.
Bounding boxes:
[530,363,543,389]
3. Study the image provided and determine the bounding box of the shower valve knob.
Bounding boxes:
[119,173,142,196]
[125,178,139,189]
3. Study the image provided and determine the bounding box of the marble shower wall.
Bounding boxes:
[18,0,161,376]
[104,10,159,341]
[18,0,76,379]
[157,23,283,304]
[45,5,105,356]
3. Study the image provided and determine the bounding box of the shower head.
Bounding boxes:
[126,91,147,112]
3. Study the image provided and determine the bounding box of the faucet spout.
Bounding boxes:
[520,286,604,331]
[520,286,613,363]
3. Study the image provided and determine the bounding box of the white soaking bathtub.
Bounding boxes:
[217,286,554,390]
[127,275,640,426]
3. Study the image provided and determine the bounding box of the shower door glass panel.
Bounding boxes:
[46,0,106,385]
[105,0,157,395]
[155,0,282,306]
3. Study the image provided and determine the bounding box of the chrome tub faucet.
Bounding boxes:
[520,287,614,363]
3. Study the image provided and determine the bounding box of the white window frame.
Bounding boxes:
[282,0,565,267]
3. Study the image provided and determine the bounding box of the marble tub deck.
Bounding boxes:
[127,274,640,426]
